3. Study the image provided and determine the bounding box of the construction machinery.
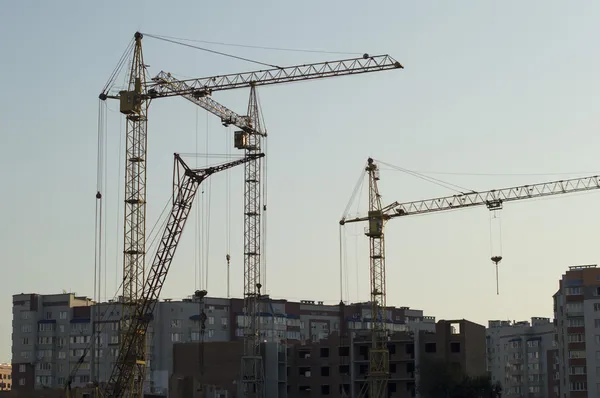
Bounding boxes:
[340,158,600,398]
[100,31,403,398]
[103,153,262,398]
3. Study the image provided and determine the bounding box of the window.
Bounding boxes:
[110,348,119,357]
[21,337,29,345]
[570,350,586,359]
[38,323,54,332]
[19,378,25,386]
[528,339,541,346]
[568,317,585,327]
[208,317,215,325]
[207,330,214,338]
[110,335,119,344]
[79,375,90,383]
[171,319,181,328]
[21,311,29,320]
[21,324,31,333]
[320,348,330,358]
[19,365,25,373]
[570,381,587,391]
[21,352,30,359]
[59,311,67,319]
[567,287,582,295]
[595,319,600,329]
[569,334,585,343]
[567,303,584,313]
[450,342,460,353]
[59,325,65,333]
[570,366,587,375]
[58,351,66,359]
[425,343,436,353]
[171,333,182,342]
[221,317,228,325]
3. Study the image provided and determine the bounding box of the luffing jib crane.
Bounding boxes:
[100,31,403,398]
[104,153,263,398]
[340,158,600,398]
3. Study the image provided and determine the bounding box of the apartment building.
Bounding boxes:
[486,317,554,397]
[0,364,12,391]
[170,319,486,398]
[12,292,434,396]
[553,264,600,398]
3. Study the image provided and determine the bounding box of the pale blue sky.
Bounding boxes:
[2,1,600,362]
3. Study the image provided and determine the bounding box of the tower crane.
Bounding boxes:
[340,158,600,398]
[100,31,403,398]
[104,153,263,398]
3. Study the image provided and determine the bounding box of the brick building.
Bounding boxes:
[170,319,486,398]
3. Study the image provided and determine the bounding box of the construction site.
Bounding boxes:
[6,5,600,398]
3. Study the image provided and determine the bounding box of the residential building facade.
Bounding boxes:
[486,317,554,397]
[11,292,434,396]
[553,264,600,398]
[0,364,12,391]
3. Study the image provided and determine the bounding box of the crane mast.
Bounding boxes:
[361,158,389,398]
[104,154,262,398]
[341,160,600,397]
[118,31,149,398]
[239,86,265,398]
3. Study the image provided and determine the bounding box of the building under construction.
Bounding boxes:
[170,319,486,398]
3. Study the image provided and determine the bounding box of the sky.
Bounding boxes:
[1,1,600,363]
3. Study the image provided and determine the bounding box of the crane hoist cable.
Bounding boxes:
[204,114,213,291]
[489,210,503,295]
[226,126,232,298]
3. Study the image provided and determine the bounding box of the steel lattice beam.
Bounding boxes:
[145,55,402,97]
[356,158,389,398]
[239,86,265,398]
[120,31,148,398]
[105,154,261,398]
[342,174,600,225]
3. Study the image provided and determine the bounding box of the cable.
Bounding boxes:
[195,108,199,291]
[142,33,281,69]
[204,113,212,290]
[339,225,344,302]
[114,117,124,294]
[142,33,363,56]
[341,167,367,220]
[101,39,135,96]
[380,167,600,177]
[256,89,268,292]
[226,126,232,298]
[375,159,474,194]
